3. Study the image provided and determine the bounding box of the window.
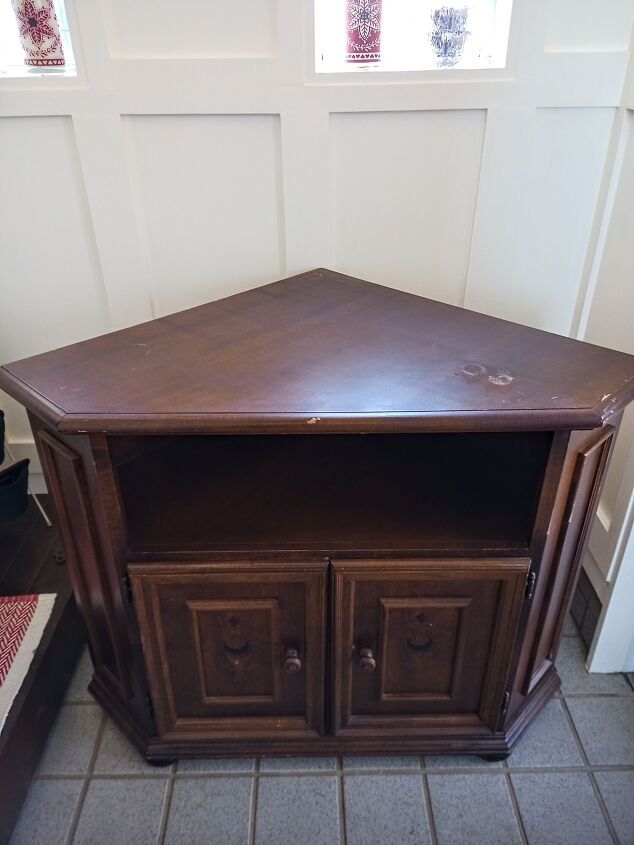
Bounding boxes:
[0,0,75,78]
[315,0,513,74]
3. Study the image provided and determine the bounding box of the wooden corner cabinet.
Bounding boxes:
[2,269,633,762]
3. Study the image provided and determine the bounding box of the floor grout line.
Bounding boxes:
[336,756,348,845]
[420,767,438,845]
[156,769,176,845]
[561,691,634,698]
[586,770,621,845]
[504,770,529,845]
[248,757,260,845]
[31,762,634,780]
[560,696,594,767]
[560,696,622,844]
[64,712,107,845]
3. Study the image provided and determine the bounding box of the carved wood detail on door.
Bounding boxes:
[378,597,472,703]
[187,598,282,705]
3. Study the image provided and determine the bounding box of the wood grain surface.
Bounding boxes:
[1,269,632,433]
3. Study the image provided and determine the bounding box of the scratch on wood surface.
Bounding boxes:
[306,417,320,424]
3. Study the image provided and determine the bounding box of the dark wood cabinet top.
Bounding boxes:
[1,269,633,433]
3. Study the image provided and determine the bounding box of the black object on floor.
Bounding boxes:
[0,410,30,523]
[0,494,85,845]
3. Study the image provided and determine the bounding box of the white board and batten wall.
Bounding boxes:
[0,0,633,670]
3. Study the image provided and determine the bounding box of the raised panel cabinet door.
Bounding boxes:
[333,559,530,737]
[128,561,327,740]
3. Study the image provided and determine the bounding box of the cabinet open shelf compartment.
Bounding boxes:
[113,431,552,554]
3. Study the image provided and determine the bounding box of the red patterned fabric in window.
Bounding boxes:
[346,0,382,64]
[11,0,65,67]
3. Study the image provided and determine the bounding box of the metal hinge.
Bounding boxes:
[525,569,536,601]
[501,690,510,716]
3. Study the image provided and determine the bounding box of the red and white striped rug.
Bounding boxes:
[0,594,56,734]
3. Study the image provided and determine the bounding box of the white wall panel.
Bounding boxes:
[0,116,110,440]
[467,107,613,334]
[105,0,276,58]
[125,115,284,316]
[519,107,613,333]
[584,114,634,357]
[584,112,634,541]
[331,110,486,305]
[546,0,634,52]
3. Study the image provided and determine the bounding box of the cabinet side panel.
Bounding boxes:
[35,429,124,693]
[29,415,155,745]
[88,434,155,699]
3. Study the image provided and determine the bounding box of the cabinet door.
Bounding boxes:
[129,561,327,740]
[333,559,529,737]
[523,426,615,695]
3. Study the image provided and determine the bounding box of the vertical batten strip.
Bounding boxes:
[72,112,155,328]
[68,0,155,328]
[279,110,332,274]
[276,0,331,274]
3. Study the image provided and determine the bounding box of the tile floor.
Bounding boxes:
[10,615,634,845]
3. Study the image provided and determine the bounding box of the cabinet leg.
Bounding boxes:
[146,758,175,767]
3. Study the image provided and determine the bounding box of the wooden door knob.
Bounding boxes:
[283,648,302,673]
[358,647,377,672]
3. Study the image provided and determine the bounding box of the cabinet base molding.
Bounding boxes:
[90,666,561,763]
[88,673,151,755]
[503,666,561,749]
